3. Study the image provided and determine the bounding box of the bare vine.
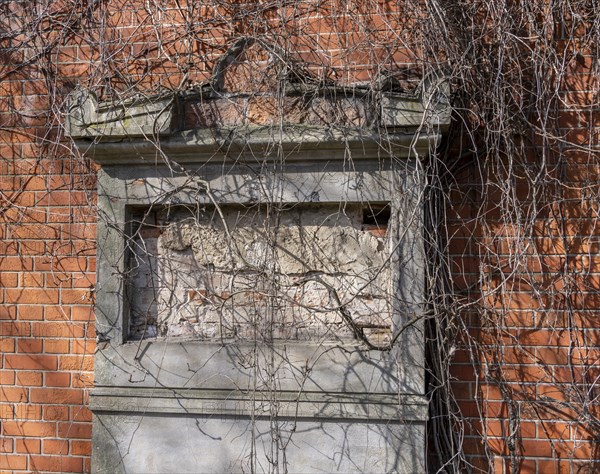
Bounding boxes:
[1,0,599,472]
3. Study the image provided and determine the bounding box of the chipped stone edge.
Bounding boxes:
[66,89,179,139]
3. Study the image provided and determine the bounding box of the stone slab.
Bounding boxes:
[93,413,426,473]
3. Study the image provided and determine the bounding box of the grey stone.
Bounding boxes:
[66,89,179,139]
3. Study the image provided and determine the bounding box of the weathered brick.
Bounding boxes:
[70,406,92,422]
[0,387,28,403]
[0,273,18,288]
[2,421,56,437]
[0,439,13,453]
[70,305,93,321]
[43,405,69,421]
[44,372,71,387]
[14,403,42,420]
[0,454,27,470]
[44,339,70,354]
[70,439,91,456]
[42,438,69,455]
[0,322,30,337]
[0,306,17,320]
[15,437,41,454]
[15,371,43,387]
[16,338,43,353]
[30,322,85,338]
[30,454,83,473]
[30,388,83,405]
[71,372,94,390]
[5,354,57,371]
[5,288,59,305]
[16,305,44,321]
[0,337,16,352]
[58,355,93,371]
[57,422,91,439]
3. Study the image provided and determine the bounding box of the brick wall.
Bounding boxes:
[446,51,599,471]
[0,112,96,470]
[1,1,599,472]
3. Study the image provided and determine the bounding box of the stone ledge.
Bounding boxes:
[75,125,440,165]
[91,386,428,421]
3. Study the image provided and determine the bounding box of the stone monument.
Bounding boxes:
[67,43,450,473]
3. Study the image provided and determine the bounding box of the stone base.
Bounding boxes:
[93,413,425,473]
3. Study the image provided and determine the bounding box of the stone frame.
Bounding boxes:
[68,77,450,473]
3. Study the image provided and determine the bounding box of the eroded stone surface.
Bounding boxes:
[129,204,392,342]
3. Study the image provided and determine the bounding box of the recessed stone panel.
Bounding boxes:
[129,204,392,344]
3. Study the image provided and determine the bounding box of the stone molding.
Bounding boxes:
[91,387,428,421]
[66,74,451,166]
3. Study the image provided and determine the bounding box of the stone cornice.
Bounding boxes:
[67,75,451,165]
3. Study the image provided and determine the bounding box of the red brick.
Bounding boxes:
[57,422,91,439]
[0,439,13,453]
[0,273,18,288]
[0,257,33,271]
[30,322,86,338]
[44,372,70,387]
[2,421,56,437]
[0,321,30,337]
[15,371,43,386]
[17,304,44,320]
[36,256,88,273]
[14,403,42,420]
[30,388,83,405]
[0,454,27,470]
[539,421,572,440]
[0,369,15,384]
[44,306,70,321]
[520,439,557,458]
[62,223,96,240]
[5,288,59,304]
[36,191,87,207]
[30,455,83,473]
[0,306,17,320]
[19,271,44,287]
[0,403,14,418]
[72,373,93,389]
[71,305,94,321]
[9,223,61,240]
[42,438,69,455]
[44,339,70,354]
[71,406,92,422]
[61,289,93,305]
[15,437,41,454]
[71,338,94,354]
[43,405,69,421]
[19,239,45,256]
[0,337,15,352]
[70,439,91,456]
[73,274,96,288]
[58,355,93,371]
[0,387,28,403]
[537,459,574,473]
[4,354,57,371]
[16,338,43,353]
